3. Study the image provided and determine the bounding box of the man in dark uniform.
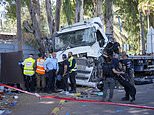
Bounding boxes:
[121,53,135,101]
[102,56,124,102]
[112,53,121,89]
[61,54,70,92]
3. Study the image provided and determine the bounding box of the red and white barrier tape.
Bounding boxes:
[0,83,41,97]
[1,83,154,110]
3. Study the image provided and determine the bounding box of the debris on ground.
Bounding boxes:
[134,77,153,85]
[57,87,104,100]
[0,87,19,115]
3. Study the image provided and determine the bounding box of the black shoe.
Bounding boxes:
[121,97,129,101]
[130,97,135,102]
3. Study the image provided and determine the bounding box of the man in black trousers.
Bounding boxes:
[119,53,136,102]
[68,52,77,93]
[61,54,70,93]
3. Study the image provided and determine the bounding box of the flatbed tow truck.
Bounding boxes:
[129,55,154,76]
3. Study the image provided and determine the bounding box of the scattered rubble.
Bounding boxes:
[0,87,19,115]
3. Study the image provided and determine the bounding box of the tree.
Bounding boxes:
[92,0,104,31]
[28,0,45,53]
[105,0,113,41]
[75,0,84,22]
[55,0,62,31]
[114,0,141,53]
[62,0,74,25]
[29,0,41,40]
[138,0,154,28]
[45,0,54,35]
[84,0,93,18]
[16,0,23,52]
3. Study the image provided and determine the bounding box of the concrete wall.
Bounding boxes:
[0,41,38,82]
[0,42,39,59]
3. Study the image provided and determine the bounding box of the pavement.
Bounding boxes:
[4,84,154,115]
[59,84,154,115]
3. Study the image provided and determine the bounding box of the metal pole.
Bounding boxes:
[139,12,145,54]
[147,14,150,30]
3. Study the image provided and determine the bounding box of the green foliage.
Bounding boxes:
[5,0,29,20]
[5,0,16,20]
[84,0,93,18]
[3,0,154,53]
[62,0,75,25]
[114,0,154,53]
[114,0,141,53]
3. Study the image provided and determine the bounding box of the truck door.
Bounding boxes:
[96,30,105,47]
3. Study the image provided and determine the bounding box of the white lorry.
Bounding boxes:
[52,17,108,87]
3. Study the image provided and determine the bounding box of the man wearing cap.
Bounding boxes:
[61,54,70,92]
[44,52,59,93]
[22,54,36,92]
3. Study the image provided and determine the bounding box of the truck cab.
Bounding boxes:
[52,17,108,87]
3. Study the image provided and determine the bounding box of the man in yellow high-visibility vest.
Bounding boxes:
[23,54,36,92]
[68,52,77,93]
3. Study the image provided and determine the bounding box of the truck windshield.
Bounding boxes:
[54,28,96,51]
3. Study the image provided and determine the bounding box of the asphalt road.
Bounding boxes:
[9,84,154,115]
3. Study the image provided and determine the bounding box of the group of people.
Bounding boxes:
[22,47,136,102]
[102,52,136,102]
[22,51,77,94]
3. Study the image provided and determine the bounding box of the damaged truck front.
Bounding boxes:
[52,17,108,87]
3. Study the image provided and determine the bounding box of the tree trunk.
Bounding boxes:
[80,0,84,21]
[97,0,104,31]
[105,0,113,41]
[16,0,23,52]
[55,0,62,31]
[63,0,73,25]
[75,0,84,22]
[30,0,45,53]
[29,0,41,40]
[36,0,41,24]
[92,0,97,16]
[45,0,54,35]
[75,0,80,22]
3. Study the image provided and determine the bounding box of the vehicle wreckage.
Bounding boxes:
[51,17,109,87]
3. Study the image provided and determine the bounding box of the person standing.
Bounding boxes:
[36,53,46,92]
[61,54,70,93]
[112,53,120,89]
[23,54,36,92]
[121,52,135,101]
[44,52,59,93]
[102,56,124,102]
[68,52,77,93]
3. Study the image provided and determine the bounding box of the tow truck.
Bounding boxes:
[129,55,154,76]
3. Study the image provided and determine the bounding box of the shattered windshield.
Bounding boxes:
[54,28,96,51]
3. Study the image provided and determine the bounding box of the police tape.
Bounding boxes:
[1,83,154,110]
[0,83,41,97]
